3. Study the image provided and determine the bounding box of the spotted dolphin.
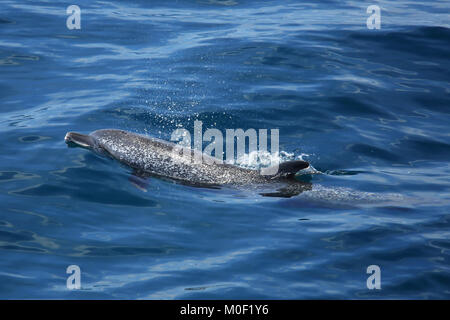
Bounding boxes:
[65,129,311,197]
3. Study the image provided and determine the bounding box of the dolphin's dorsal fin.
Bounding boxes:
[271,160,310,179]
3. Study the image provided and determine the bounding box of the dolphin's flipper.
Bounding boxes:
[129,172,149,192]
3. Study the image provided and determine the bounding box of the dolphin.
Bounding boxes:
[64,129,312,197]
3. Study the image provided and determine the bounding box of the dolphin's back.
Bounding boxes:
[90,129,264,185]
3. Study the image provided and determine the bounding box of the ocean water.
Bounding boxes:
[0,0,449,299]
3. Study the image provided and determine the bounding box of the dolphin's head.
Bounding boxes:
[65,131,108,156]
[65,129,135,157]
[65,131,96,149]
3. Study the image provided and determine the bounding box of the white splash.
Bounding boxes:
[227,150,306,170]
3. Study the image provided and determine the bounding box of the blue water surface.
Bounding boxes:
[0,0,449,299]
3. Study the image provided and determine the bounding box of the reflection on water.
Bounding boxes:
[0,0,449,299]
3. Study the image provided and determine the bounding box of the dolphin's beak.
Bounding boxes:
[65,132,95,149]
